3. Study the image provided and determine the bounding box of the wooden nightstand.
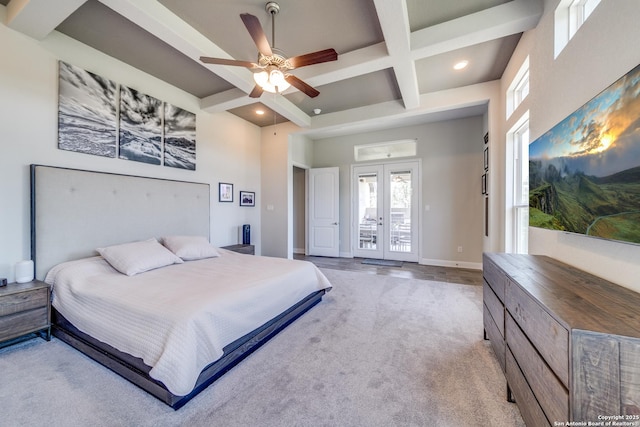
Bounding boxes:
[0,280,51,348]
[221,244,255,255]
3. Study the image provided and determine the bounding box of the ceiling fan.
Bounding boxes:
[199,1,338,98]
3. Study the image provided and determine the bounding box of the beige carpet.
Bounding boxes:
[0,268,524,427]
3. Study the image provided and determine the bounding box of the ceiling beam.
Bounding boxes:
[411,0,542,60]
[5,0,87,40]
[198,87,310,128]
[372,0,420,110]
[292,42,392,88]
[301,80,500,139]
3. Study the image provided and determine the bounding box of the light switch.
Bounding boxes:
[266,204,274,211]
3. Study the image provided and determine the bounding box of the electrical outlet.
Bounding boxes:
[457,246,463,253]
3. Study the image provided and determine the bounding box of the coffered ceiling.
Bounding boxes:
[2,0,542,138]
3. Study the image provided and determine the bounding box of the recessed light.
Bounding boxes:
[453,60,469,70]
[256,109,265,115]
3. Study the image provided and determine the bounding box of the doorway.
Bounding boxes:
[292,166,306,255]
[352,161,420,262]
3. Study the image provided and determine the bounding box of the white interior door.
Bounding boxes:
[353,161,419,262]
[308,167,340,257]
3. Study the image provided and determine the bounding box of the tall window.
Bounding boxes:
[555,0,602,58]
[513,120,529,254]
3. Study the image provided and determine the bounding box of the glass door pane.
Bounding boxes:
[388,170,412,253]
[357,173,378,250]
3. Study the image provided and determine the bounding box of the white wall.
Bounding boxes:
[312,116,485,268]
[0,18,262,282]
[260,122,302,258]
[499,0,640,291]
[291,133,314,167]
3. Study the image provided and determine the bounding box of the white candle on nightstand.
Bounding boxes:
[15,260,34,283]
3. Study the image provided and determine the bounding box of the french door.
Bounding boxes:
[352,161,419,262]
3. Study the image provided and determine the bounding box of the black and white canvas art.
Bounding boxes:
[58,61,117,157]
[119,86,162,165]
[164,103,196,170]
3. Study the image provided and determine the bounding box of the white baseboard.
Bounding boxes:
[293,248,306,255]
[340,251,354,258]
[420,258,482,270]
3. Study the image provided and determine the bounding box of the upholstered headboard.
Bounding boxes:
[31,165,210,280]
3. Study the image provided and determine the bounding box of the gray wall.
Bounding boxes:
[312,116,485,267]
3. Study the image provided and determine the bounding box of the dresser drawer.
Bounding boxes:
[0,287,48,316]
[483,280,504,337]
[483,255,506,302]
[506,348,551,427]
[484,304,505,372]
[505,279,569,386]
[506,313,569,423]
[0,307,49,341]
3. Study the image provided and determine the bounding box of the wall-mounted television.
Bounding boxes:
[529,63,640,245]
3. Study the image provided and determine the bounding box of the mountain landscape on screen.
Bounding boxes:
[529,63,640,245]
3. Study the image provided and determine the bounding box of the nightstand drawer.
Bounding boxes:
[0,306,49,341]
[0,287,48,316]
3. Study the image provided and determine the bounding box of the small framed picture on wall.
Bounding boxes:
[219,182,233,202]
[484,147,489,171]
[240,191,255,207]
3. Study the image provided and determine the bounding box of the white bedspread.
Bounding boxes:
[45,250,331,396]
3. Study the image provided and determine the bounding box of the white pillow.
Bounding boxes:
[161,235,220,261]
[97,238,183,276]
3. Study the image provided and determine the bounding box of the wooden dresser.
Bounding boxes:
[483,253,640,426]
[0,280,51,347]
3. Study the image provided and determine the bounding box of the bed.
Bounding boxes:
[30,165,331,409]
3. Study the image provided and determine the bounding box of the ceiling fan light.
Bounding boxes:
[254,70,269,87]
[269,69,287,88]
[253,68,291,93]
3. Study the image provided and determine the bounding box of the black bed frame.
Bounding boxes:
[52,289,326,409]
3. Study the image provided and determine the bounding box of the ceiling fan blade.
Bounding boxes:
[200,56,257,68]
[288,48,338,69]
[240,13,273,57]
[249,85,264,98]
[285,75,320,98]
